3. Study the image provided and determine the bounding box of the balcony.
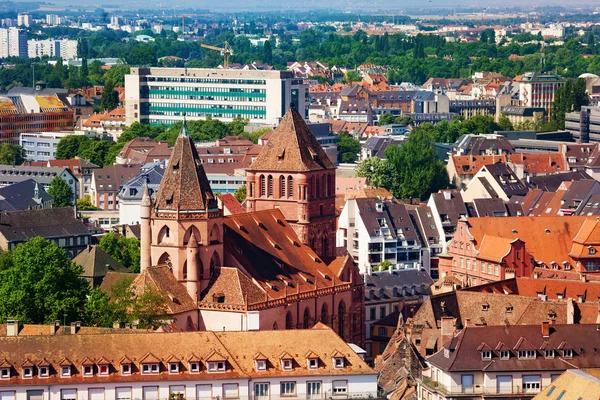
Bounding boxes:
[420,377,534,397]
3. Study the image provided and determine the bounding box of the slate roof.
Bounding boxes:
[0,165,73,186]
[526,170,591,192]
[428,324,600,372]
[364,269,433,302]
[118,163,165,201]
[153,122,217,212]
[0,179,52,211]
[0,207,90,243]
[430,190,468,226]
[248,108,335,172]
[74,245,129,279]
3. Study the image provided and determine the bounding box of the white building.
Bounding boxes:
[17,13,32,27]
[336,197,437,275]
[28,39,78,60]
[0,322,378,400]
[46,14,60,26]
[0,28,27,58]
[125,67,306,126]
[20,131,88,162]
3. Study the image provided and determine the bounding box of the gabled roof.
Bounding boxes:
[0,207,91,243]
[132,265,197,314]
[153,121,217,212]
[248,108,335,172]
[139,353,161,363]
[75,245,129,279]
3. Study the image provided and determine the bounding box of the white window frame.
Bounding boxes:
[82,365,93,377]
[545,349,554,359]
[333,357,344,369]
[121,364,131,376]
[61,366,71,377]
[481,351,491,360]
[188,362,200,374]
[0,368,9,380]
[22,367,33,379]
[98,364,109,376]
[332,381,347,395]
[255,360,266,371]
[38,367,49,378]
[281,359,293,371]
[168,363,179,374]
[500,350,510,360]
[307,381,322,398]
[207,361,225,372]
[223,383,239,399]
[280,381,296,396]
[563,349,573,358]
[307,358,318,370]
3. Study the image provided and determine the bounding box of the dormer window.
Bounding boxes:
[481,303,490,312]
[83,365,93,377]
[545,349,554,359]
[307,358,318,370]
[500,350,510,360]
[22,367,33,378]
[207,361,225,372]
[589,247,596,255]
[168,362,179,374]
[39,366,49,378]
[98,364,109,376]
[189,362,200,374]
[281,359,293,371]
[141,363,159,375]
[61,366,71,377]
[563,349,573,358]
[121,363,131,376]
[0,368,9,380]
[481,351,492,360]
[518,350,536,359]
[333,357,344,369]
[255,360,266,371]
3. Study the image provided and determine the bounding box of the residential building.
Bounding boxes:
[461,163,528,202]
[0,27,26,58]
[90,164,141,211]
[0,207,92,257]
[501,105,546,126]
[360,135,405,160]
[118,161,165,225]
[427,190,468,253]
[20,131,88,162]
[0,165,78,201]
[369,311,401,361]
[449,99,495,119]
[47,158,100,199]
[27,39,78,60]
[125,67,306,126]
[0,179,53,211]
[81,107,127,140]
[0,323,378,400]
[418,324,600,399]
[138,113,365,345]
[438,216,600,285]
[0,94,74,144]
[217,193,245,216]
[16,13,32,27]
[75,244,130,287]
[532,369,600,400]
[115,137,171,165]
[565,106,600,143]
[246,109,337,261]
[364,269,433,360]
[518,72,565,119]
[451,134,515,156]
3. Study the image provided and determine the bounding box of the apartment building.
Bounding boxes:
[418,324,600,399]
[336,197,439,275]
[90,164,141,210]
[20,132,89,162]
[518,72,565,119]
[565,105,600,143]
[0,323,378,400]
[0,27,27,58]
[16,13,32,27]
[28,39,78,60]
[0,165,78,200]
[125,67,306,126]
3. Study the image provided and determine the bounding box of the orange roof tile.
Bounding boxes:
[451,154,507,176]
[476,235,516,263]
[508,153,567,174]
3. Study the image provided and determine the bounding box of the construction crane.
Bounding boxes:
[200,42,234,69]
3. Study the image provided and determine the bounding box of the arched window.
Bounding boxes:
[288,176,294,198]
[303,307,311,329]
[183,225,201,246]
[157,252,171,266]
[280,176,286,198]
[209,224,221,244]
[337,301,346,340]
[157,225,170,244]
[260,175,266,197]
[285,311,294,329]
[182,261,188,280]
[272,322,278,330]
[322,236,328,257]
[267,175,273,197]
[210,251,221,273]
[315,176,320,199]
[320,303,329,325]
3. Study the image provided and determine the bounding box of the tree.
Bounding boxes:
[100,77,120,111]
[343,71,361,84]
[0,237,90,324]
[373,260,392,272]
[497,114,514,131]
[552,78,589,129]
[79,139,114,166]
[98,232,141,273]
[83,288,113,327]
[337,132,360,163]
[48,176,74,207]
[56,135,91,160]
[262,40,273,64]
[355,156,394,189]
[233,185,247,203]
[0,144,26,165]
[378,113,396,126]
[76,195,100,211]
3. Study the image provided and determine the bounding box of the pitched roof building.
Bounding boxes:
[75,244,129,288]
[0,179,52,211]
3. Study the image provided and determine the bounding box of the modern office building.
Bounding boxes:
[566,106,600,143]
[125,67,306,126]
[0,27,27,58]
[20,131,87,162]
[518,72,565,119]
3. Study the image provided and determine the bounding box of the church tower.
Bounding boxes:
[144,120,223,300]
[246,108,337,261]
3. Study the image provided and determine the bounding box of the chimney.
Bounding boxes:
[541,321,550,338]
[70,321,81,335]
[567,299,575,324]
[6,320,19,337]
[464,318,471,327]
[581,274,588,282]
[441,316,454,346]
[50,320,60,335]
[113,321,121,329]
[443,191,451,200]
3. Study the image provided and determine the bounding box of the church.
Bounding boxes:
[136,108,365,346]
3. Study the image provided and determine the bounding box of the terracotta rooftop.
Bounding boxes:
[132,265,198,315]
[217,193,245,215]
[154,122,217,212]
[451,154,507,176]
[248,108,335,172]
[508,153,567,175]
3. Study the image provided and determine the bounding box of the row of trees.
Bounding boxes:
[0,237,167,328]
